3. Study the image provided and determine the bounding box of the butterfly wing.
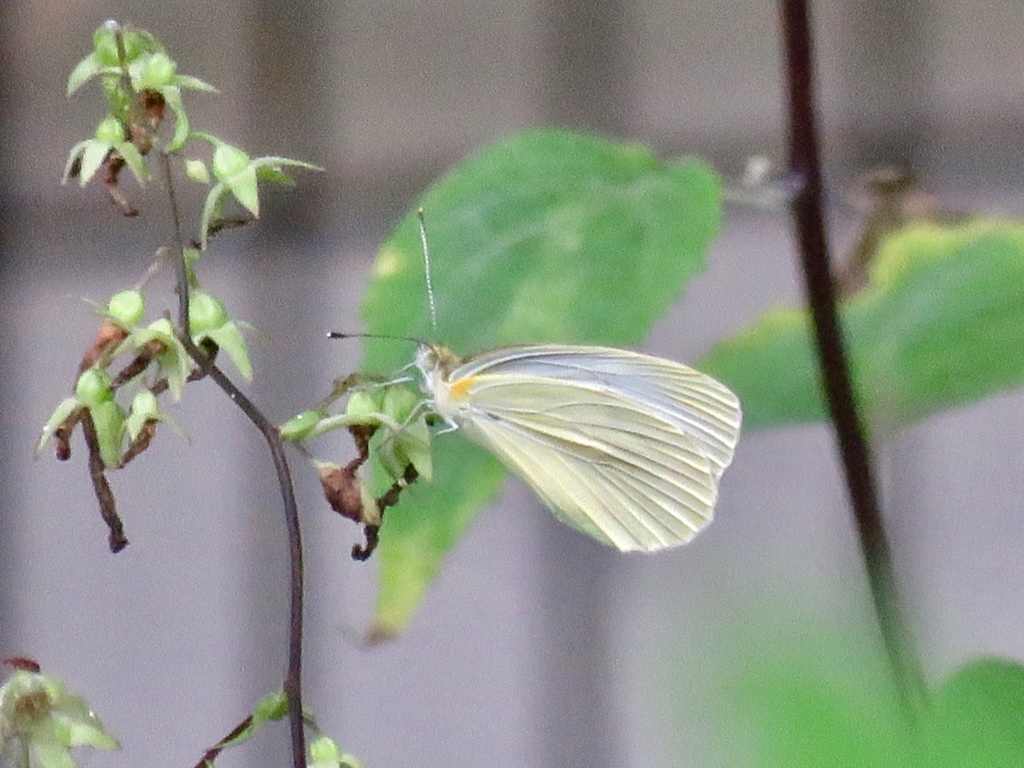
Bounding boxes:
[444,352,736,551]
[454,345,742,479]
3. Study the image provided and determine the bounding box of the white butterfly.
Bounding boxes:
[414,341,741,552]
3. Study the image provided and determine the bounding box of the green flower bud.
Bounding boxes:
[106,289,145,328]
[188,291,228,336]
[92,25,120,66]
[345,391,382,420]
[136,52,175,89]
[130,390,159,421]
[212,143,250,180]
[309,736,342,766]
[94,116,124,144]
[184,158,210,184]
[75,369,113,407]
[279,410,323,441]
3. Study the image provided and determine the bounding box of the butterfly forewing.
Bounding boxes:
[453,345,741,478]
[432,345,740,552]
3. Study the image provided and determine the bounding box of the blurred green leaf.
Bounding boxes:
[700,220,1024,435]
[920,657,1024,768]
[709,620,918,768]
[361,128,722,636]
[716,648,1024,768]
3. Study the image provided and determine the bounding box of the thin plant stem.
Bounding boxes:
[159,151,307,768]
[778,0,927,720]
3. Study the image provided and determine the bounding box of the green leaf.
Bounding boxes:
[711,623,919,768]
[699,220,1024,435]
[371,441,506,640]
[361,128,722,636]
[920,657,1024,768]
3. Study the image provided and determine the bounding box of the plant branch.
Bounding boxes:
[80,409,129,552]
[778,0,926,720]
[193,714,254,768]
[159,151,307,768]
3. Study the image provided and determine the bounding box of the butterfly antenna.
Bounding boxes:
[417,208,438,332]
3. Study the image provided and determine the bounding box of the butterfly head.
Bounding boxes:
[414,342,462,394]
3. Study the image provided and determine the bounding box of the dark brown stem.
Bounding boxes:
[779,0,926,719]
[80,409,129,552]
[354,464,419,561]
[193,714,253,768]
[160,151,307,767]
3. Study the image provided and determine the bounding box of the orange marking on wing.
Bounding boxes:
[449,375,478,401]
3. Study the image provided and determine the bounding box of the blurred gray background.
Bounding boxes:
[2,1,1024,766]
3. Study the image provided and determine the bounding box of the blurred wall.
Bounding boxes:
[2,2,1024,766]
